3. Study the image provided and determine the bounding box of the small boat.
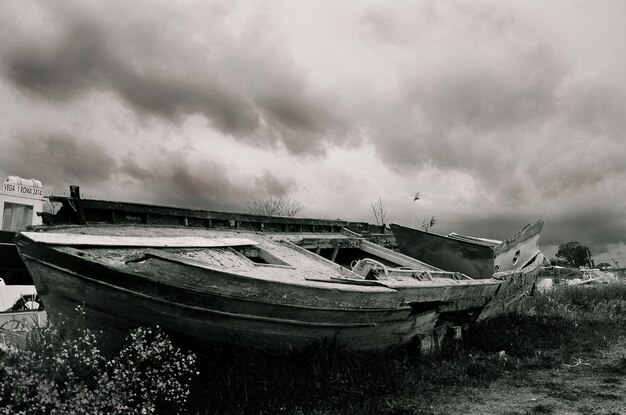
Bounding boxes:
[0,283,46,346]
[390,220,544,280]
[15,225,544,353]
[0,176,47,346]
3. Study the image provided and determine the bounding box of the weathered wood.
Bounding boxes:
[20,247,435,352]
[20,232,259,248]
[23,261,439,352]
[49,195,370,230]
[359,240,440,271]
[446,233,501,246]
[69,185,86,224]
[476,253,543,321]
[492,221,544,273]
[16,224,544,353]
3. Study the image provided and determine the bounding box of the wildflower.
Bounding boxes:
[0,314,197,415]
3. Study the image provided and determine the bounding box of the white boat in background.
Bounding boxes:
[0,176,47,345]
[1,176,45,284]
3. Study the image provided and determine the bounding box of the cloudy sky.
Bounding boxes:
[1,0,625,263]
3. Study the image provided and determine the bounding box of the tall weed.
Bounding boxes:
[465,284,626,362]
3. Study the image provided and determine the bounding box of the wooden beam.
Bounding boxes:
[20,232,259,248]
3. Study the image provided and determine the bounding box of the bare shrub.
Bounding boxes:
[245,196,304,217]
[369,197,388,226]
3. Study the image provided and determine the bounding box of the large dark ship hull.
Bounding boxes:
[390,220,544,279]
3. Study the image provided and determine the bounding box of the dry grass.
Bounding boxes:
[185,283,626,414]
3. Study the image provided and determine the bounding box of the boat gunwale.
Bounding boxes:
[21,256,400,329]
[17,243,414,314]
[389,223,497,250]
[21,229,491,290]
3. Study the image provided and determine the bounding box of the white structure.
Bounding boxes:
[0,176,44,231]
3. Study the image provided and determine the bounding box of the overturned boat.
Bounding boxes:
[390,220,544,280]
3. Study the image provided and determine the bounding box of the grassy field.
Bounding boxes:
[2,283,626,414]
[188,283,626,414]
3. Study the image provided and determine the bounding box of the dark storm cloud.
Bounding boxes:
[119,154,239,211]
[442,201,626,259]
[5,20,106,100]
[369,44,568,180]
[0,0,347,155]
[119,153,297,212]
[560,78,626,137]
[253,171,295,197]
[0,133,117,188]
[359,2,626,209]
[2,0,626,255]
[404,45,564,134]
[544,209,626,255]
[0,130,298,214]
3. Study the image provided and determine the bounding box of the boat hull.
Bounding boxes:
[15,224,544,353]
[390,221,544,279]
[476,254,544,321]
[0,231,31,284]
[390,225,494,279]
[18,240,439,353]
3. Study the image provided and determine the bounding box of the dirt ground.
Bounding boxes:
[425,339,626,415]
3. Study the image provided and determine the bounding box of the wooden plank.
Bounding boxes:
[279,241,361,280]
[51,197,358,227]
[359,240,442,271]
[304,277,391,287]
[447,233,501,246]
[20,232,259,248]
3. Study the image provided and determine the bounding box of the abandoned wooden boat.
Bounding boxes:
[390,220,544,280]
[43,185,389,245]
[15,225,544,353]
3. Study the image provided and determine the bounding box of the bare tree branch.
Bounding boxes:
[245,195,304,217]
[369,197,388,226]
